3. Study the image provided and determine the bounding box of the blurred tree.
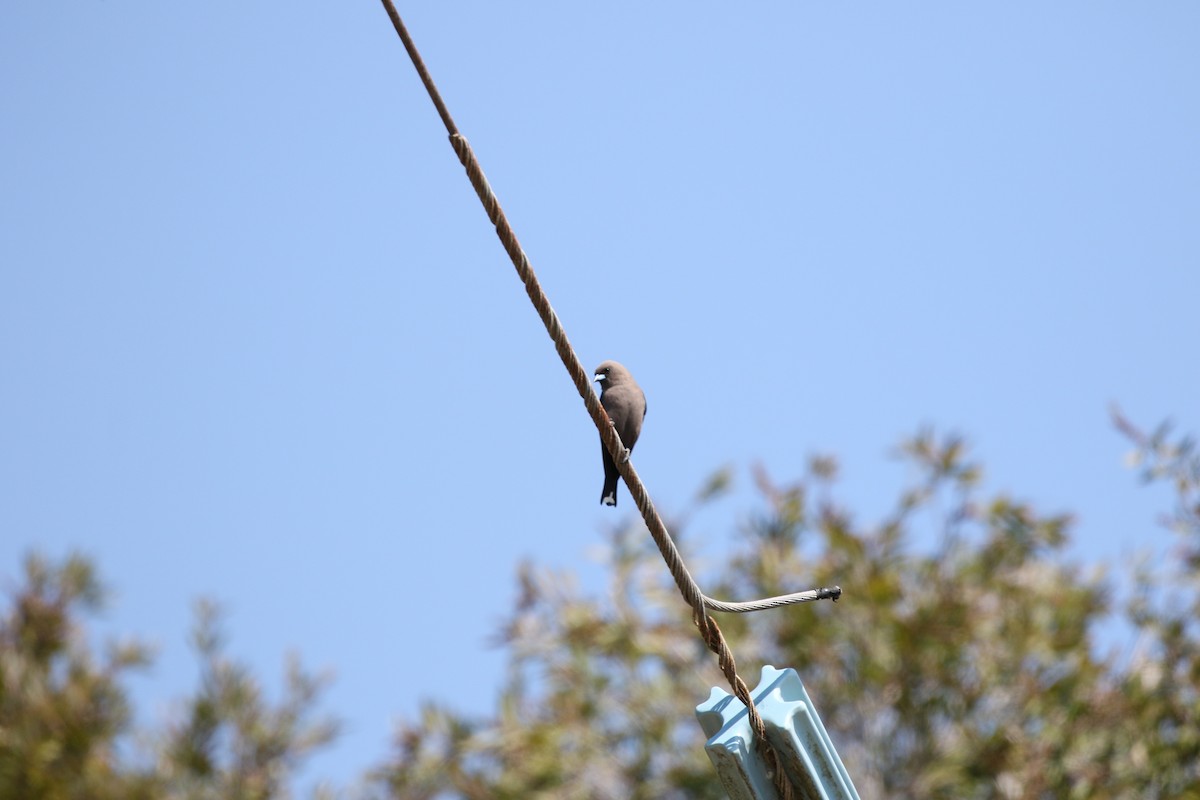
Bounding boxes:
[1110,411,1200,798]
[154,600,340,800]
[0,553,158,800]
[0,556,337,800]
[372,425,1200,800]
[5,419,1199,799]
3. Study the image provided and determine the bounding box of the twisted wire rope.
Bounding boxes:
[379,5,846,796]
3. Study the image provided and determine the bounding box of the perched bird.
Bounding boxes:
[594,360,647,507]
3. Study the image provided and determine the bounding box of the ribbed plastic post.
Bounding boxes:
[695,665,862,800]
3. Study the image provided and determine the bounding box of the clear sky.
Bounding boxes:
[3,2,1198,792]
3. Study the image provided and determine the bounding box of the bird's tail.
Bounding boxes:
[601,447,619,506]
[601,478,618,506]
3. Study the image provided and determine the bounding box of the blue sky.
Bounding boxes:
[3,1,1198,792]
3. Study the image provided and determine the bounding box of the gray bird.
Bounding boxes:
[594,360,647,507]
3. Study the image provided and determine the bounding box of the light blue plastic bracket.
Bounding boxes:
[695,665,861,800]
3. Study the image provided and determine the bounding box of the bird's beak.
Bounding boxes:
[594,373,605,382]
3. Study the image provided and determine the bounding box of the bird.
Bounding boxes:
[594,360,647,507]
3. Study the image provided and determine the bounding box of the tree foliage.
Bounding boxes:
[0,553,157,800]
[375,423,1200,800]
[3,417,1200,798]
[0,557,337,800]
